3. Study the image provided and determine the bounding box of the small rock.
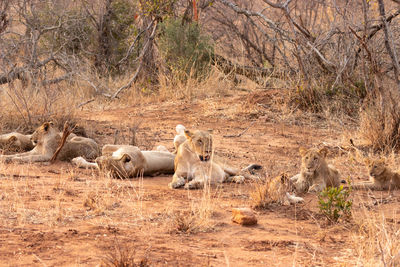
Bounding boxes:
[232,208,257,226]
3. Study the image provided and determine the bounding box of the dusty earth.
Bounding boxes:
[0,90,399,266]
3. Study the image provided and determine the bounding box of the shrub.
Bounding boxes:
[158,18,214,80]
[318,185,352,222]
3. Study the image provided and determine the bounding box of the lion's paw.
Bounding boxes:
[169,177,186,189]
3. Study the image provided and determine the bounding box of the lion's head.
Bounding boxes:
[366,158,386,178]
[299,147,328,174]
[95,147,147,179]
[31,122,58,146]
[184,129,213,162]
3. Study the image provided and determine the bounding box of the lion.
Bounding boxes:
[0,122,99,163]
[169,129,261,189]
[72,144,175,178]
[0,132,34,152]
[290,147,340,193]
[353,158,400,190]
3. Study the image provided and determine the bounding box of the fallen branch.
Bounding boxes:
[76,98,95,108]
[224,121,256,138]
[50,121,76,162]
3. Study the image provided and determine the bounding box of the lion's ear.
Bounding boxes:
[121,154,131,163]
[377,158,386,164]
[318,147,328,158]
[43,122,51,131]
[299,147,307,156]
[184,129,193,139]
[7,136,17,143]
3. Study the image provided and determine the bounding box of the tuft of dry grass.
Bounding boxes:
[250,174,290,209]
[352,208,400,266]
[101,242,150,267]
[360,102,400,153]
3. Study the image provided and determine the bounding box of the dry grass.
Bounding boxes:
[352,208,400,266]
[101,241,150,267]
[360,102,400,153]
[250,174,290,209]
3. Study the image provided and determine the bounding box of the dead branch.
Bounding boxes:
[377,0,400,89]
[50,121,76,163]
[224,121,256,138]
[76,98,95,109]
[0,56,56,85]
[111,20,158,99]
[212,54,274,83]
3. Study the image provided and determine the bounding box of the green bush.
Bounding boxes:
[318,185,352,222]
[158,18,214,80]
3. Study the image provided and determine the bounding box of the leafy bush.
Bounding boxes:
[318,185,352,222]
[158,18,214,80]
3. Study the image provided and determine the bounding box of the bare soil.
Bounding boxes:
[0,90,398,266]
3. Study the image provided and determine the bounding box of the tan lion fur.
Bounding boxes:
[72,145,175,178]
[291,147,340,193]
[353,158,400,190]
[169,129,260,189]
[0,122,99,163]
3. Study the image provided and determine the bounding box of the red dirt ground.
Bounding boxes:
[0,90,399,266]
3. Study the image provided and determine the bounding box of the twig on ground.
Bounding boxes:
[224,121,256,138]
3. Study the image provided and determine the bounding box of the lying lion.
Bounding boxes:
[0,122,99,163]
[0,132,34,152]
[353,158,400,190]
[72,145,175,178]
[290,147,340,193]
[169,128,261,189]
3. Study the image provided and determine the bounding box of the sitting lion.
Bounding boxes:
[290,147,340,193]
[0,122,99,163]
[72,144,175,178]
[169,129,261,189]
[0,132,34,152]
[353,158,400,190]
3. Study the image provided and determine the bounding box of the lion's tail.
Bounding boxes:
[176,124,186,135]
[242,164,262,173]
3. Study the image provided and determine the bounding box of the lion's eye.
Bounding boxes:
[314,157,317,160]
[305,157,308,160]
[124,157,131,163]
[198,140,202,144]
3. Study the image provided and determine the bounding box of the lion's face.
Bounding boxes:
[31,122,57,146]
[95,151,146,179]
[184,129,213,161]
[299,147,327,173]
[367,159,386,177]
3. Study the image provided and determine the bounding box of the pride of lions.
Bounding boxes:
[1,122,399,202]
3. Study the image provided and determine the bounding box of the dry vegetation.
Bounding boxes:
[1,0,400,266]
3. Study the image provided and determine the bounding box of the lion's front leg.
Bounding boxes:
[169,172,187,189]
[308,181,326,193]
[224,175,245,184]
[10,154,51,163]
[184,179,204,190]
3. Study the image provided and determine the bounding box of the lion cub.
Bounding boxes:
[353,158,400,190]
[291,147,340,193]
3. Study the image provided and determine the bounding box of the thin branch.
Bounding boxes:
[51,121,76,163]
[111,21,158,99]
